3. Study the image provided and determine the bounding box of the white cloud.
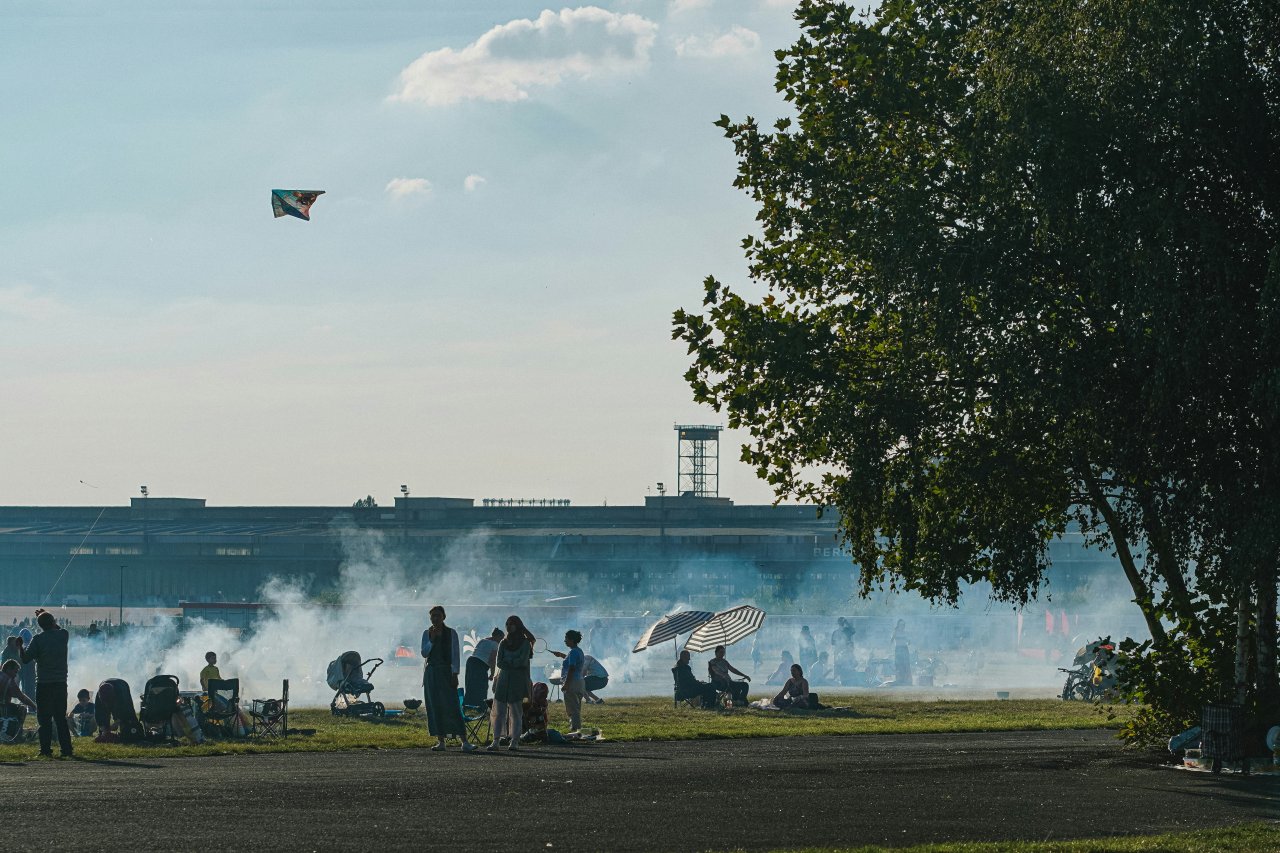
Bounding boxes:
[464,174,487,192]
[391,6,659,106]
[0,284,62,321]
[384,177,433,199]
[674,25,760,58]
[668,0,712,13]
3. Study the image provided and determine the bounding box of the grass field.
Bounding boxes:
[0,696,1130,760]
[737,822,1280,853]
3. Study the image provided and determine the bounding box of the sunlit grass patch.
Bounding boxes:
[583,696,1130,742]
[0,697,1129,760]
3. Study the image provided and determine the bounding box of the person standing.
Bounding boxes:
[891,619,912,686]
[466,627,504,706]
[17,628,36,706]
[798,626,817,669]
[421,605,475,752]
[488,615,534,751]
[551,630,586,734]
[19,609,72,758]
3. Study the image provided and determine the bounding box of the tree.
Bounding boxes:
[674,0,1280,739]
[352,496,378,508]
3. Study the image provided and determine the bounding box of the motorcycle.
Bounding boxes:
[1059,638,1117,701]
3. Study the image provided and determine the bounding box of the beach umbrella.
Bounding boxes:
[683,605,766,653]
[632,610,715,653]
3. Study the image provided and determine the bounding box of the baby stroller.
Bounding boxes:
[139,674,182,742]
[327,651,385,718]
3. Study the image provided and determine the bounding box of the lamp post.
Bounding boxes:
[656,482,666,545]
[140,485,149,555]
[401,485,410,543]
[118,565,126,627]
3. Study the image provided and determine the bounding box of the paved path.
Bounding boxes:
[1,731,1274,851]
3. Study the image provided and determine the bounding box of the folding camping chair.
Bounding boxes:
[458,687,490,746]
[203,678,244,737]
[250,679,289,739]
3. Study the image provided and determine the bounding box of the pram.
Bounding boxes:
[139,674,203,743]
[327,651,385,718]
[139,674,181,742]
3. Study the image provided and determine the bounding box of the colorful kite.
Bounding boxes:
[271,189,325,221]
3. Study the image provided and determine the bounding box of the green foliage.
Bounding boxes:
[676,0,1280,740]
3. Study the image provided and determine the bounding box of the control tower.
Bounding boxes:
[674,424,722,498]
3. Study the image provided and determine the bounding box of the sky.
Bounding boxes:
[0,0,803,508]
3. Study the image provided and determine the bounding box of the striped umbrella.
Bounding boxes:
[683,605,766,653]
[632,610,715,653]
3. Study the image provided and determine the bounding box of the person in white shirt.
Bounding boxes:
[465,627,504,706]
[582,655,609,704]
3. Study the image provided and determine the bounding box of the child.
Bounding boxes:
[69,688,97,737]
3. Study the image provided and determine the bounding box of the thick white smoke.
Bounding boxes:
[59,527,1150,706]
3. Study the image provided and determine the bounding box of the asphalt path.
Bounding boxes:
[1,730,1275,852]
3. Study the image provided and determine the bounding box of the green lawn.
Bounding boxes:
[732,823,1280,853]
[584,696,1129,741]
[0,696,1129,760]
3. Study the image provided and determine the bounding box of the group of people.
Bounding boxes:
[418,606,609,752]
[674,645,818,710]
[0,609,74,757]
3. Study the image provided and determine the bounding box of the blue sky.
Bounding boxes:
[1,1,801,507]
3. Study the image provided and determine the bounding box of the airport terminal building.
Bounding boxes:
[0,494,1125,618]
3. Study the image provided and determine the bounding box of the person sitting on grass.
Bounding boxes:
[773,664,815,710]
[672,650,718,709]
[765,651,794,686]
[68,688,96,737]
[707,645,750,707]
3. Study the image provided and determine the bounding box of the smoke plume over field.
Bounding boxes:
[58,527,1148,706]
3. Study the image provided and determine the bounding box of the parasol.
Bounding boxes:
[632,610,715,653]
[683,605,766,654]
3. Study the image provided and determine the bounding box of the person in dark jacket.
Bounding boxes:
[672,650,717,709]
[16,609,72,757]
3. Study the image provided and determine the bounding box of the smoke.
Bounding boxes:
[60,526,1152,705]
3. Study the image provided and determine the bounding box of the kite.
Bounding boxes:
[271,189,325,221]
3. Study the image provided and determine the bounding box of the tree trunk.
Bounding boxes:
[1136,490,1198,634]
[1234,589,1252,704]
[1081,467,1167,645]
[1255,564,1278,708]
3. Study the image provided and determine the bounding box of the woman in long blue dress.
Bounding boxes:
[422,605,475,752]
